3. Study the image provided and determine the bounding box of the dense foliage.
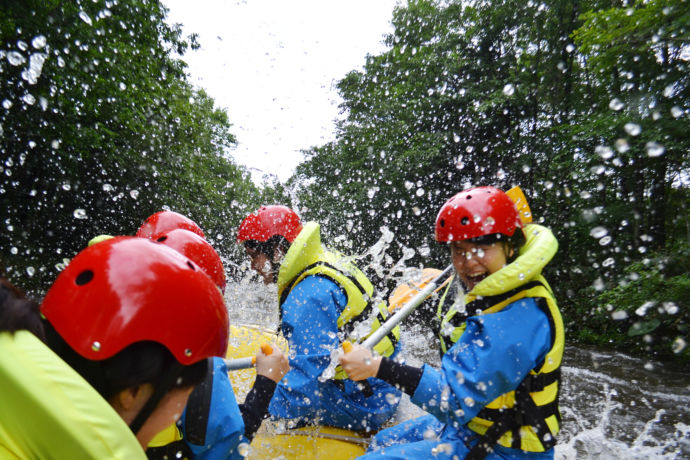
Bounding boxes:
[290,0,689,360]
[0,0,261,291]
[0,0,687,360]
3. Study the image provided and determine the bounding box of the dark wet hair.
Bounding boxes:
[244,235,291,283]
[44,321,208,401]
[0,278,45,341]
[244,234,291,257]
[468,229,526,263]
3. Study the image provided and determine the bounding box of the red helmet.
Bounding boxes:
[435,186,522,242]
[41,237,228,365]
[154,229,226,293]
[237,205,302,243]
[136,211,205,239]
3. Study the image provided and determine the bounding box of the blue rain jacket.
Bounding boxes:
[359,297,554,459]
[181,357,248,460]
[269,275,401,431]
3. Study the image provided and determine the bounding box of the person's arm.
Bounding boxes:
[269,276,344,416]
[410,297,552,426]
[240,344,289,439]
[339,346,424,395]
[239,375,276,440]
[340,297,552,427]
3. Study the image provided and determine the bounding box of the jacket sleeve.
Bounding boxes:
[410,297,552,427]
[239,375,276,440]
[269,276,345,417]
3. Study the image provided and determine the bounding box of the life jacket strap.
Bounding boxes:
[279,261,368,307]
[146,439,193,460]
[184,358,214,445]
[439,281,547,354]
[470,369,561,457]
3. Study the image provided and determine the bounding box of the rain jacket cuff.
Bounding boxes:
[376,357,423,396]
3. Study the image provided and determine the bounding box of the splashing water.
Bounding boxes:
[224,261,689,459]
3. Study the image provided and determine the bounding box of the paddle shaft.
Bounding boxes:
[223,265,454,370]
[224,356,254,370]
[360,264,454,349]
[223,342,272,371]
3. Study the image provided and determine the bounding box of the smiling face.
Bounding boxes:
[450,240,512,290]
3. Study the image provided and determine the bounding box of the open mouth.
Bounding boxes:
[465,273,488,286]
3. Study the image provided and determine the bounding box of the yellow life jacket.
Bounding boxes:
[277,222,399,380]
[146,422,192,460]
[436,224,564,453]
[0,330,146,459]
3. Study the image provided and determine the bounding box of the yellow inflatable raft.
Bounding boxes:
[227,324,368,459]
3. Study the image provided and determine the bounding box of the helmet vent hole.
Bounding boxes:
[156,236,167,242]
[461,217,470,225]
[187,261,196,271]
[466,195,472,200]
[75,270,94,286]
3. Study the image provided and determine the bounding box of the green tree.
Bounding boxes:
[289,0,689,358]
[0,0,257,292]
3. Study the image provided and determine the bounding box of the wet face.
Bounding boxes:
[135,386,194,448]
[450,240,512,290]
[245,247,276,285]
[110,382,194,449]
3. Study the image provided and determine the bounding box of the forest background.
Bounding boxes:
[1,0,688,362]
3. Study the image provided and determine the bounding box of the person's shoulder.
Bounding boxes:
[502,296,549,320]
[297,274,342,290]
[291,275,346,305]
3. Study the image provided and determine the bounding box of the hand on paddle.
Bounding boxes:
[339,342,382,381]
[255,343,290,383]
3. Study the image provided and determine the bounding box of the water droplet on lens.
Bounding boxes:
[672,337,686,354]
[79,11,93,25]
[595,145,614,159]
[237,442,250,457]
[589,226,608,238]
[645,142,665,157]
[624,123,641,136]
[31,35,47,49]
[7,51,26,66]
[612,310,628,321]
[609,98,624,111]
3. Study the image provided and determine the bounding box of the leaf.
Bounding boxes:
[628,319,661,337]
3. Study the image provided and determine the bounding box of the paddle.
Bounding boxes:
[340,263,454,353]
[224,266,454,371]
[506,185,534,225]
[224,342,273,371]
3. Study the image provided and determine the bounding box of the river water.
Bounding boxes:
[224,278,690,459]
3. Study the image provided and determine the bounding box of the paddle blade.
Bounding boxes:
[506,186,533,225]
[388,268,451,313]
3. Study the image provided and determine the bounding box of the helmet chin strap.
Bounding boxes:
[128,361,185,436]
